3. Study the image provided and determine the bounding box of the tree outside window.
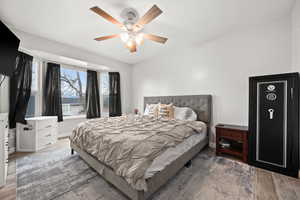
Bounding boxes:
[60,67,87,116]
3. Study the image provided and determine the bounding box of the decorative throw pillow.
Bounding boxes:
[144,104,159,117]
[158,103,174,119]
[174,106,197,121]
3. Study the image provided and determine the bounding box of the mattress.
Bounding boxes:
[145,122,207,178]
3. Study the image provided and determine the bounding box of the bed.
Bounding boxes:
[70,95,212,200]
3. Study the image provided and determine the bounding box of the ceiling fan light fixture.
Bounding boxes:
[120,32,129,42]
[126,39,134,48]
[135,33,144,45]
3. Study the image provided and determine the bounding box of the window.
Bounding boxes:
[100,72,109,117]
[60,66,87,116]
[25,58,107,118]
[26,59,39,117]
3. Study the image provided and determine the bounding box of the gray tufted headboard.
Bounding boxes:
[144,95,212,124]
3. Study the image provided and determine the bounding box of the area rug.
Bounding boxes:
[17,144,256,200]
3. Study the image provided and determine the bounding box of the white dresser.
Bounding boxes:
[0,113,9,187]
[16,116,58,152]
[8,129,16,155]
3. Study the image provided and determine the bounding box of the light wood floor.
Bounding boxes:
[1,139,300,200]
[0,155,17,200]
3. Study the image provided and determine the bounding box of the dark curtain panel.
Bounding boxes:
[109,72,122,117]
[43,63,63,122]
[86,70,101,119]
[9,52,33,128]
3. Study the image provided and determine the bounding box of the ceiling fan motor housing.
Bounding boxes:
[121,8,139,27]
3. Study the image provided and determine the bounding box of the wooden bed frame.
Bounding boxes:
[70,95,212,200]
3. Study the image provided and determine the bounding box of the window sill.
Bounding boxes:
[63,115,86,120]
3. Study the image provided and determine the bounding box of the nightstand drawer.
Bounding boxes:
[218,129,243,141]
[219,129,233,137]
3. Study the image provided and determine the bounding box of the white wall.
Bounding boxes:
[132,17,292,146]
[292,0,300,71]
[6,29,133,115]
[292,0,300,166]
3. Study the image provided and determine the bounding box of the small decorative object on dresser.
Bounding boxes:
[16,116,58,152]
[0,113,9,187]
[216,124,248,163]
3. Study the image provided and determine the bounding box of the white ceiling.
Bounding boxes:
[0,0,295,64]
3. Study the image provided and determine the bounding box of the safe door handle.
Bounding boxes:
[268,109,274,119]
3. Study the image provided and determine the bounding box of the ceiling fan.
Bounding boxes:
[90,5,168,53]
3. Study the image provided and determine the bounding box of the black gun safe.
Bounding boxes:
[248,73,299,177]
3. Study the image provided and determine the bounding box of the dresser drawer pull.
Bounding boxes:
[24,127,33,131]
[45,125,52,128]
[45,134,52,137]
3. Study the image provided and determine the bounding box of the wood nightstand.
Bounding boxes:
[216,124,248,163]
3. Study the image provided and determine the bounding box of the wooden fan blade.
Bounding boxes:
[94,34,120,41]
[90,6,123,28]
[135,5,162,28]
[144,34,168,44]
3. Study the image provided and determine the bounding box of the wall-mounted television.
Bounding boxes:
[0,20,20,77]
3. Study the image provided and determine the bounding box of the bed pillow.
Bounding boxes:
[144,104,159,117]
[158,103,174,119]
[174,106,197,121]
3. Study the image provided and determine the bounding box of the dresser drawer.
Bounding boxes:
[4,144,8,160]
[36,119,57,131]
[38,128,56,138]
[38,137,55,149]
[38,129,56,147]
[4,162,8,183]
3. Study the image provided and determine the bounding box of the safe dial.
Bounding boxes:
[266,93,277,101]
